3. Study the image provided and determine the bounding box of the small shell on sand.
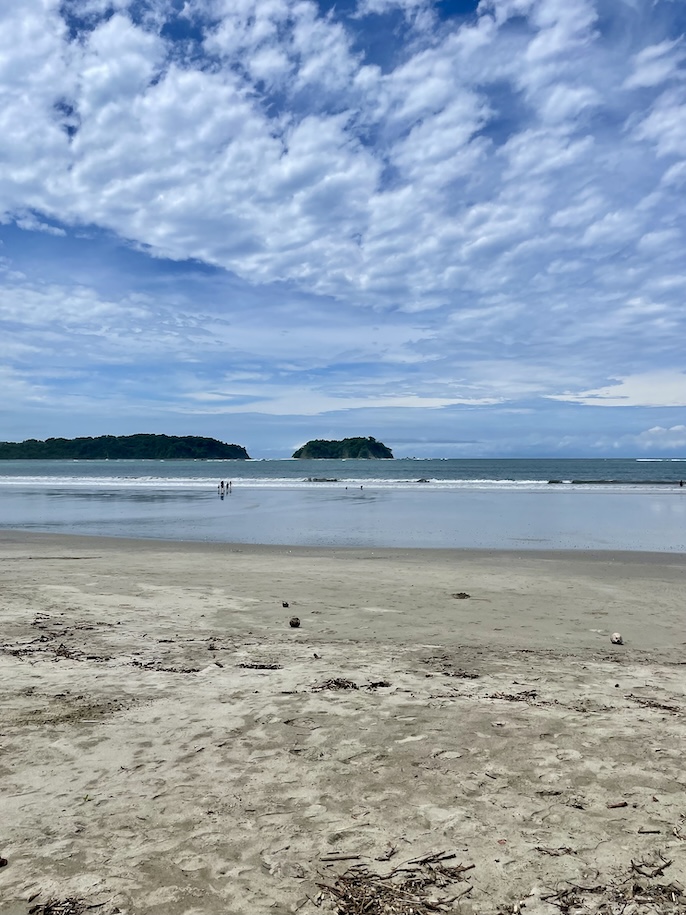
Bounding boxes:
[610,632,624,645]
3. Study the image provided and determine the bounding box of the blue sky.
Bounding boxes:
[1,0,685,458]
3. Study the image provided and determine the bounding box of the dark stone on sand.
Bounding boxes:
[0,856,7,867]
[289,616,301,628]
[282,601,289,608]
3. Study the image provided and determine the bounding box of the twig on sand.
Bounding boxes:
[535,846,575,856]
[321,854,362,862]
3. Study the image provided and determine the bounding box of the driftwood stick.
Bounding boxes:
[320,853,361,862]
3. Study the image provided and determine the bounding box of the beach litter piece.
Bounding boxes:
[312,678,358,691]
[451,592,471,599]
[611,632,624,644]
[289,616,301,628]
[317,851,474,915]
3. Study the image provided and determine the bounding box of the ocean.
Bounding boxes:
[0,458,685,552]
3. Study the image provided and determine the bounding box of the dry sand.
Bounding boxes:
[0,531,685,915]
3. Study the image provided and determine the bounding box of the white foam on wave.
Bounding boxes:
[0,475,678,494]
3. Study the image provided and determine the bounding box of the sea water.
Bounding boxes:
[0,458,685,551]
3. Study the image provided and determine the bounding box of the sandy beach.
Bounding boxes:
[0,531,685,914]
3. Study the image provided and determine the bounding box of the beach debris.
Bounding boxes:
[312,678,358,691]
[28,899,91,915]
[422,652,480,679]
[0,855,7,867]
[238,662,282,670]
[451,592,471,599]
[366,680,392,689]
[282,601,289,608]
[317,852,474,915]
[289,616,301,628]
[626,693,681,714]
[375,844,398,862]
[130,659,200,673]
[321,854,362,863]
[611,632,624,644]
[632,854,672,878]
[487,689,537,702]
[535,846,575,856]
[539,857,686,915]
[607,800,629,809]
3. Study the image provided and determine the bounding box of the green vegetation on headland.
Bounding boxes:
[0,435,250,460]
[292,436,393,459]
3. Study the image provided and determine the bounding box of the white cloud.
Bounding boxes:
[549,371,686,407]
[634,424,686,450]
[624,39,686,90]
[633,87,686,157]
[1,0,686,447]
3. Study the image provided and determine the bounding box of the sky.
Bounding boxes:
[1,0,685,458]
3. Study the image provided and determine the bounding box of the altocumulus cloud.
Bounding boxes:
[0,0,685,455]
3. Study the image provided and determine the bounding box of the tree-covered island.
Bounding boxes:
[0,435,250,460]
[292,436,393,459]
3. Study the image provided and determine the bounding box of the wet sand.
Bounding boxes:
[0,532,685,914]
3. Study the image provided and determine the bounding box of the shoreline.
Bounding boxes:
[1,531,685,914]
[2,527,686,561]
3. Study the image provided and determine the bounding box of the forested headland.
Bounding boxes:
[292,437,393,459]
[0,435,250,460]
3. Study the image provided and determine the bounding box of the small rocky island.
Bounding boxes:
[292,436,393,459]
[0,435,250,460]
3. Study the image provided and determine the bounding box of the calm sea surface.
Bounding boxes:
[1,458,685,552]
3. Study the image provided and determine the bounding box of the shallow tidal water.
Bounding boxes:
[1,483,685,552]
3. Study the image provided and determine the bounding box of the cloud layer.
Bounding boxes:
[0,0,685,454]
